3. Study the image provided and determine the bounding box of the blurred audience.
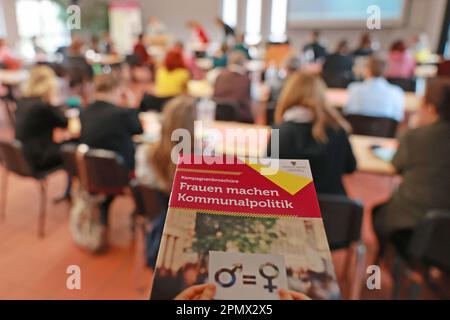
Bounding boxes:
[353,32,374,57]
[385,40,416,79]
[0,38,21,69]
[213,51,254,123]
[80,72,143,225]
[322,40,354,88]
[15,65,68,172]
[373,77,450,259]
[303,30,328,62]
[345,56,405,122]
[155,49,190,97]
[136,96,197,268]
[215,17,235,44]
[269,72,356,195]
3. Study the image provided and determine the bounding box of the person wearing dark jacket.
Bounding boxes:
[15,65,68,172]
[80,72,143,225]
[373,77,450,259]
[267,72,356,195]
[322,40,354,88]
[303,30,328,62]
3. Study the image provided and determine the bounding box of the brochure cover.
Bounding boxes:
[150,156,340,300]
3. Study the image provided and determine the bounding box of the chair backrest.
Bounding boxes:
[82,148,130,194]
[61,144,79,178]
[345,114,398,138]
[140,94,174,113]
[408,210,450,273]
[130,180,168,220]
[387,77,417,92]
[67,145,130,195]
[214,99,240,122]
[0,97,17,127]
[322,71,354,89]
[0,140,33,177]
[318,194,364,250]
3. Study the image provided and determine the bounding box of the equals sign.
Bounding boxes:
[243,275,257,285]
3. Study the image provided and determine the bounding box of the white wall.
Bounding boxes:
[1,0,20,46]
[138,0,222,41]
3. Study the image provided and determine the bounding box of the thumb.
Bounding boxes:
[200,284,216,300]
[278,288,293,300]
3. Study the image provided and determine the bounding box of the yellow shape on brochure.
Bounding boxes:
[244,162,312,195]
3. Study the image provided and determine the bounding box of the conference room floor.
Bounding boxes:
[0,84,438,300]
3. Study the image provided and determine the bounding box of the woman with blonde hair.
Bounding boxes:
[15,64,68,172]
[268,71,356,195]
[135,96,197,268]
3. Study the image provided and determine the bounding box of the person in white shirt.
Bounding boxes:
[344,56,405,122]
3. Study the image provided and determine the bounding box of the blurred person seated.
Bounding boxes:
[233,34,251,60]
[155,49,190,97]
[135,96,197,268]
[187,20,209,56]
[80,72,143,226]
[322,40,354,88]
[100,32,116,55]
[344,56,405,122]
[31,36,46,61]
[267,72,356,195]
[133,34,152,66]
[215,17,235,44]
[373,77,450,259]
[212,43,229,69]
[89,35,101,53]
[303,30,328,62]
[353,32,375,57]
[213,51,254,123]
[15,65,68,172]
[385,40,416,79]
[0,38,21,70]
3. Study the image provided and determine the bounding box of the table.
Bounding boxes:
[0,69,29,86]
[85,54,124,66]
[199,121,399,176]
[326,88,421,113]
[349,135,397,176]
[72,113,398,176]
[187,80,214,98]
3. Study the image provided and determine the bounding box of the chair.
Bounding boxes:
[139,94,174,113]
[0,97,17,127]
[322,71,354,89]
[318,194,365,300]
[0,140,63,237]
[345,114,398,138]
[129,180,167,289]
[392,210,450,299]
[66,145,130,195]
[214,100,240,122]
[387,77,417,92]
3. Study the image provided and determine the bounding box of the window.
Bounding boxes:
[16,0,70,57]
[222,0,238,28]
[270,0,288,42]
[245,0,262,45]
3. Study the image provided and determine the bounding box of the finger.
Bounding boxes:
[174,284,208,300]
[278,288,293,300]
[290,292,312,300]
[199,284,216,300]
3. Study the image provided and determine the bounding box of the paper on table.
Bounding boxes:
[209,251,288,300]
